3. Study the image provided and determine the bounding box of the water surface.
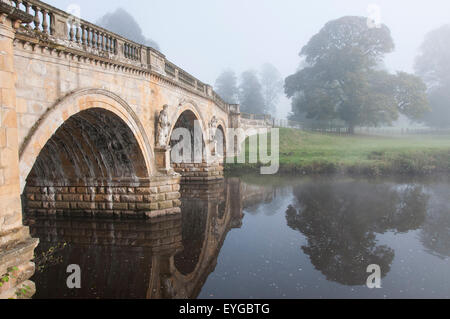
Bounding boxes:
[24,175,450,299]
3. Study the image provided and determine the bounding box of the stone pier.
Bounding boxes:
[23,174,181,219]
[0,0,248,299]
[172,161,224,182]
[0,3,38,299]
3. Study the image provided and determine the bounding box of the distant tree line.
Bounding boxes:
[415,25,450,128]
[214,64,283,116]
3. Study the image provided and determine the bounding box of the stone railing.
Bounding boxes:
[239,112,274,130]
[8,0,237,114]
[241,112,272,121]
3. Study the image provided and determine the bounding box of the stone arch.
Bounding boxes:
[172,202,214,281]
[169,189,239,295]
[215,124,227,158]
[167,102,208,147]
[19,88,153,192]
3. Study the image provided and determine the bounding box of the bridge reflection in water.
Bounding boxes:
[23,178,263,299]
[22,175,450,298]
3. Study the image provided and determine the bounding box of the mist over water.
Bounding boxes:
[26,176,450,299]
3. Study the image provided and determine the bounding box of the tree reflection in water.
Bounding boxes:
[285,180,429,286]
[419,185,450,259]
[24,176,450,298]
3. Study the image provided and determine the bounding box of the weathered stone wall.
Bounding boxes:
[0,8,38,299]
[0,0,242,299]
[23,174,182,219]
[28,213,182,249]
[13,41,231,188]
[172,162,224,182]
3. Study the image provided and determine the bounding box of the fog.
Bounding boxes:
[46,0,450,119]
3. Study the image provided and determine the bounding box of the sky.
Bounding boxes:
[46,0,450,119]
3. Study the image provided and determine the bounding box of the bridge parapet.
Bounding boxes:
[8,0,234,113]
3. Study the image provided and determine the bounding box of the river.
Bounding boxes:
[23,174,450,299]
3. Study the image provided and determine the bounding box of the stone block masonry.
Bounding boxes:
[0,5,39,299]
[27,212,183,249]
[23,174,182,219]
[172,162,224,182]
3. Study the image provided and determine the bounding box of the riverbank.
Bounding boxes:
[224,128,450,176]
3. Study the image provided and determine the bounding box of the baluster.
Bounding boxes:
[91,30,96,48]
[68,19,74,41]
[75,22,81,43]
[110,36,114,53]
[32,5,40,31]
[81,25,87,45]
[105,35,110,52]
[97,31,103,51]
[92,29,98,49]
[109,36,113,53]
[23,1,32,30]
[97,31,101,50]
[87,29,91,47]
[49,13,55,35]
[98,32,102,51]
[102,33,106,52]
[41,9,48,34]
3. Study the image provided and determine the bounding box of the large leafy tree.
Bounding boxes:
[286,16,429,133]
[214,69,239,104]
[415,25,450,128]
[239,70,265,114]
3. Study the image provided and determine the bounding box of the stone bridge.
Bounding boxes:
[0,0,256,298]
[22,178,268,299]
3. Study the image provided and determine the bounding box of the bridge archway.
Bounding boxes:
[215,124,226,159]
[169,109,206,162]
[19,89,153,193]
[167,104,225,181]
[25,108,149,185]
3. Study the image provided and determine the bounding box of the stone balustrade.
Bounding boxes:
[9,0,236,113]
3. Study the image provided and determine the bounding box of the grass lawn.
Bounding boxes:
[225,128,450,175]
